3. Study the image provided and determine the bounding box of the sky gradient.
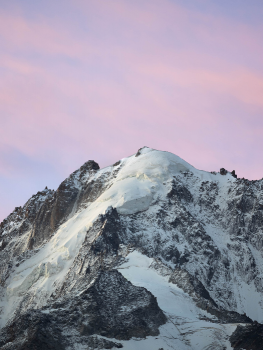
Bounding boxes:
[1,0,263,221]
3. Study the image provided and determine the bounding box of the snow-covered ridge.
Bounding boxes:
[0,147,262,349]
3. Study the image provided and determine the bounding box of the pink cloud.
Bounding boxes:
[0,0,263,185]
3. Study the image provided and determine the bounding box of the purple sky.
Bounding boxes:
[1,0,263,221]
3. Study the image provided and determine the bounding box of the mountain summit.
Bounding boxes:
[0,147,263,349]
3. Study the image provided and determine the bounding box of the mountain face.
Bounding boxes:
[0,147,263,350]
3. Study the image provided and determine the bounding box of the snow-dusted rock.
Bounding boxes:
[0,147,263,349]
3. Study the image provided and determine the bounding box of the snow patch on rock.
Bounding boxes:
[118,251,236,350]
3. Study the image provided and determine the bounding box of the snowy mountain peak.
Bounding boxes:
[0,148,263,349]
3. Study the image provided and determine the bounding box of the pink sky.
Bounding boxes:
[1,0,263,220]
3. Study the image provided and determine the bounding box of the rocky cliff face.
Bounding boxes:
[0,147,262,349]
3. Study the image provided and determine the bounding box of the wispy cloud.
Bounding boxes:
[0,0,263,219]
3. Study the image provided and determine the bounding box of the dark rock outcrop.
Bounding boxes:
[113,160,121,167]
[167,179,193,202]
[135,146,148,157]
[0,270,166,348]
[231,170,237,178]
[230,322,263,349]
[220,168,228,175]
[75,270,167,340]
[90,207,122,255]
[0,311,64,350]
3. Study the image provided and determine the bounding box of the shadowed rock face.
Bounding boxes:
[76,270,166,340]
[30,160,101,248]
[0,160,102,254]
[0,270,165,349]
[167,179,193,203]
[90,208,121,255]
[0,310,64,350]
[230,323,263,350]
